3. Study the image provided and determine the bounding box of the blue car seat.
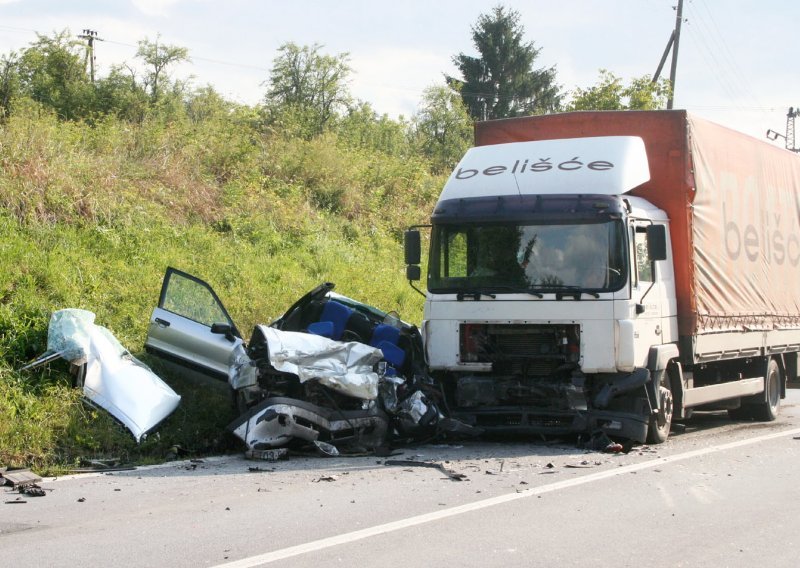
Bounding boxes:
[307,300,353,340]
[370,324,406,369]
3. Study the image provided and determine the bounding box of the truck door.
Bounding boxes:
[630,223,663,364]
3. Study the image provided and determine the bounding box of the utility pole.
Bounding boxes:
[667,0,684,109]
[766,107,800,153]
[787,106,797,151]
[653,0,684,109]
[78,29,100,83]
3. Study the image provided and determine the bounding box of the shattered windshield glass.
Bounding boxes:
[428,220,627,293]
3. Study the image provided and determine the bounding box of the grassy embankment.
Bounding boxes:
[0,103,442,473]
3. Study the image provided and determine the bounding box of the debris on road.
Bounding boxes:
[20,485,47,497]
[247,466,275,473]
[540,463,558,474]
[579,431,625,453]
[384,459,468,481]
[312,475,339,483]
[66,458,137,474]
[1,469,42,488]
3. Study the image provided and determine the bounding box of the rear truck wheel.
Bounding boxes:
[647,373,673,444]
[751,359,781,421]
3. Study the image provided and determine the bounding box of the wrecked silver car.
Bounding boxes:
[145,268,462,453]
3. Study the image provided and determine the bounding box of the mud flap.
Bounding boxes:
[593,368,651,408]
[583,409,650,443]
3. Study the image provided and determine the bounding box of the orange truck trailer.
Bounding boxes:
[404,110,800,443]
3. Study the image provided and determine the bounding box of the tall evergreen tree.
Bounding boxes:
[449,5,561,120]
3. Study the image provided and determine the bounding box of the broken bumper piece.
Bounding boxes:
[228,397,389,450]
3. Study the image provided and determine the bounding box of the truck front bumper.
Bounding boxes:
[450,407,650,443]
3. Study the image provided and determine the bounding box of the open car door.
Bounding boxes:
[145,267,242,381]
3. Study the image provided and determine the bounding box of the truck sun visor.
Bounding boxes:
[432,193,626,222]
[439,136,650,201]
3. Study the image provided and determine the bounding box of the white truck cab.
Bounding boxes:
[405,111,800,444]
[406,136,677,443]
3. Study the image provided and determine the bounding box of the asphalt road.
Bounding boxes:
[2,391,799,568]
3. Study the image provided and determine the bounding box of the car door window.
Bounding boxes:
[160,270,232,327]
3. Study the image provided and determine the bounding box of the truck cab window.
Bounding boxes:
[429,220,626,293]
[443,231,468,278]
[634,227,652,283]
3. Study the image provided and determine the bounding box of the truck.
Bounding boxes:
[403,110,800,444]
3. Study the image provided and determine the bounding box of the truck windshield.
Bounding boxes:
[429,220,627,293]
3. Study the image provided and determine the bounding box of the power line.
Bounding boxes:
[694,0,763,108]
[0,25,39,34]
[684,0,764,111]
[0,24,272,74]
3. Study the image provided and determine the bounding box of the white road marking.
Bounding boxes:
[689,485,715,505]
[654,482,676,510]
[212,426,800,568]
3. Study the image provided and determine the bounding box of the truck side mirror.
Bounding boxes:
[646,225,667,261]
[406,265,421,282]
[404,230,421,265]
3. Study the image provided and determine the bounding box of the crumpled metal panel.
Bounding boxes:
[38,309,181,442]
[254,325,383,400]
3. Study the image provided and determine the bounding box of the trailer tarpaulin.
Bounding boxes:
[688,115,800,333]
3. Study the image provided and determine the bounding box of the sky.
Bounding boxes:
[1,0,798,145]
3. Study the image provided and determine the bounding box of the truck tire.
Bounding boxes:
[647,374,673,444]
[751,359,781,421]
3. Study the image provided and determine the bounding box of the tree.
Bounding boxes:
[264,42,351,137]
[93,64,149,122]
[15,30,94,120]
[413,85,473,172]
[0,52,21,118]
[338,101,410,157]
[449,5,561,120]
[566,70,671,111]
[135,36,189,102]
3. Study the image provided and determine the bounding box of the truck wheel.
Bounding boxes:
[647,376,673,444]
[751,359,781,421]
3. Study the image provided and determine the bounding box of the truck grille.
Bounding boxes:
[460,323,580,373]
